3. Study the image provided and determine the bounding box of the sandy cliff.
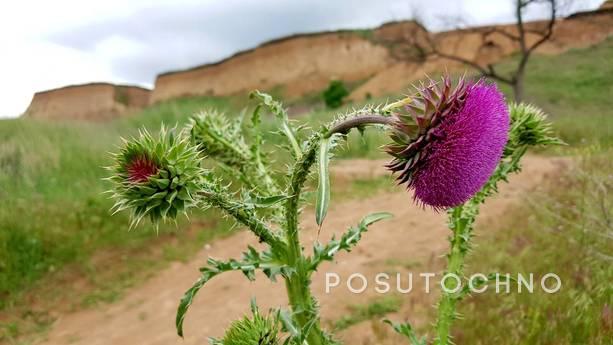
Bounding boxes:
[150,32,393,103]
[152,8,613,103]
[25,83,150,121]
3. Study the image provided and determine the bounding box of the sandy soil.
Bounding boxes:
[35,156,567,345]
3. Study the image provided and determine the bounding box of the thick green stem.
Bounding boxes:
[284,136,326,345]
[280,113,395,344]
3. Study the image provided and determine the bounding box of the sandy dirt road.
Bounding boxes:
[36,156,566,345]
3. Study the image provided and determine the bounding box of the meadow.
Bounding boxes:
[0,38,611,343]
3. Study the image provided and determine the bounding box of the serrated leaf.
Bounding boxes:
[176,257,258,337]
[360,212,394,228]
[310,211,393,270]
[315,136,332,227]
[176,270,220,337]
[250,90,301,158]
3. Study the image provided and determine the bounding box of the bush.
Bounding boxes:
[322,80,349,109]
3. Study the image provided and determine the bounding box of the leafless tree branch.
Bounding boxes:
[404,0,560,101]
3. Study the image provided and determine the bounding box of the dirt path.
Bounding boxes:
[37,156,567,345]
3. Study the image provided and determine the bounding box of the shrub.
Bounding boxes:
[322,80,349,109]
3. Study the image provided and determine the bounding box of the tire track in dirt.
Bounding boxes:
[36,156,567,345]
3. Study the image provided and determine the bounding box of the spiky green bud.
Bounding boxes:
[216,306,281,345]
[188,110,252,168]
[107,126,208,227]
[507,103,564,155]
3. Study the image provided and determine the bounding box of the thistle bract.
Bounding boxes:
[386,76,510,209]
[107,127,207,227]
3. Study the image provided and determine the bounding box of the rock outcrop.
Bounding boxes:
[25,83,150,121]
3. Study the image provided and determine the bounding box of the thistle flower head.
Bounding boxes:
[385,75,510,209]
[107,126,207,227]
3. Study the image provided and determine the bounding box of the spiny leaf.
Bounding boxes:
[311,212,393,269]
[176,250,289,337]
[360,212,394,228]
[176,268,224,337]
[315,136,332,227]
[250,90,302,158]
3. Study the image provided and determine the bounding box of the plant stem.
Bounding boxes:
[284,136,326,345]
[325,115,395,138]
[201,190,284,249]
[281,113,396,344]
[434,207,465,344]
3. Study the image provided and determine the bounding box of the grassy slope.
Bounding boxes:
[0,37,611,341]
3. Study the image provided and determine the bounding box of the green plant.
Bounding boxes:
[107,76,559,345]
[322,80,349,109]
[385,104,561,344]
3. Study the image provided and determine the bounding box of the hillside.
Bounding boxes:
[152,8,613,103]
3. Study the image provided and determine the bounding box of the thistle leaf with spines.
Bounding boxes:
[310,212,393,270]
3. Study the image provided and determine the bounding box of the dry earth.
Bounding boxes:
[35,156,567,345]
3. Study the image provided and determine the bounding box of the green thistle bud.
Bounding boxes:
[216,305,281,345]
[507,103,564,153]
[188,110,252,168]
[107,126,207,227]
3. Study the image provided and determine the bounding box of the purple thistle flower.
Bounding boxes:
[385,76,509,209]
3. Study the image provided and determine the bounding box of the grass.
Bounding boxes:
[0,32,612,344]
[454,148,612,344]
[0,97,241,342]
[334,296,402,331]
[496,38,613,147]
[0,97,235,307]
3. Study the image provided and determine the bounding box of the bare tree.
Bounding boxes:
[409,0,559,101]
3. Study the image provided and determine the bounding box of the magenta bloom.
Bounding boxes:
[386,76,509,209]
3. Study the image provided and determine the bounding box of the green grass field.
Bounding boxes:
[0,38,611,343]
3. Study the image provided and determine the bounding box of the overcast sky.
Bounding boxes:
[0,0,603,118]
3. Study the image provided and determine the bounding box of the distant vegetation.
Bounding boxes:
[0,38,612,343]
[322,80,349,109]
